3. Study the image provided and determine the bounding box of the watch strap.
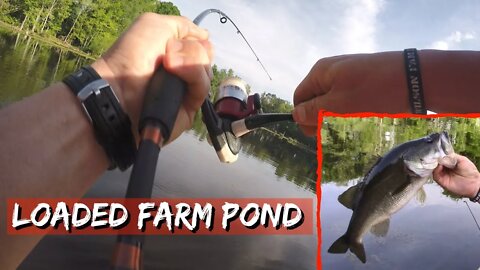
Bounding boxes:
[63,66,102,95]
[63,66,136,171]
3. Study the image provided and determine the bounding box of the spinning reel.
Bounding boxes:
[112,8,292,270]
[202,77,292,163]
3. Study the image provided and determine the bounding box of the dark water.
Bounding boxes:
[0,29,317,269]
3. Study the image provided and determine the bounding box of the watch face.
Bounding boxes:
[225,131,241,155]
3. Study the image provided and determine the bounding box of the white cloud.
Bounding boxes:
[172,1,479,102]
[172,0,386,101]
[430,31,476,50]
[339,0,385,53]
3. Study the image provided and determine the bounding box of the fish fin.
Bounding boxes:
[415,187,427,205]
[370,218,390,237]
[362,156,383,181]
[350,241,367,263]
[328,235,349,254]
[338,184,360,210]
[328,235,367,263]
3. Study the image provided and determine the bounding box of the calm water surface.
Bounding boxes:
[321,118,480,269]
[2,28,480,270]
[0,30,317,269]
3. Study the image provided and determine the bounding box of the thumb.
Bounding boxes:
[432,164,449,188]
[292,97,321,126]
[438,154,458,169]
[432,164,443,181]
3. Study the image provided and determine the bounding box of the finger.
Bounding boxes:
[438,155,458,169]
[164,38,211,112]
[172,16,209,40]
[299,125,317,137]
[292,97,322,126]
[432,165,442,179]
[199,39,214,61]
[136,13,209,40]
[199,39,214,80]
[432,165,447,186]
[293,55,349,105]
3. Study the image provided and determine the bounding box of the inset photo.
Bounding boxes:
[319,113,480,269]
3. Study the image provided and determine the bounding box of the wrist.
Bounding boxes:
[62,64,138,170]
[90,58,128,113]
[469,174,480,198]
[417,50,480,113]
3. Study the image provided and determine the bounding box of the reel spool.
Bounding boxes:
[204,77,261,163]
[214,77,261,120]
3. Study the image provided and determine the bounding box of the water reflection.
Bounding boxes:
[321,117,480,269]
[191,114,318,192]
[0,29,88,104]
[0,30,317,269]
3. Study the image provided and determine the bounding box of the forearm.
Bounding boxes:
[0,82,109,269]
[420,50,480,113]
[0,82,109,196]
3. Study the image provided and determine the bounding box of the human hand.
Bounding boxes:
[433,154,480,198]
[292,52,410,136]
[91,13,213,142]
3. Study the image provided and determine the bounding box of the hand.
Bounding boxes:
[433,154,480,198]
[91,13,213,142]
[292,50,480,136]
[292,52,410,136]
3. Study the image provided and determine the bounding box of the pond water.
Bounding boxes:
[2,28,479,270]
[0,29,317,269]
[321,118,480,269]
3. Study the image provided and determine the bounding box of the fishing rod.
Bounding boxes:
[195,10,292,163]
[193,9,272,80]
[111,9,292,270]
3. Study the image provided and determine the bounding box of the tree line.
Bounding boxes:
[0,1,318,169]
[321,117,480,187]
[0,0,180,55]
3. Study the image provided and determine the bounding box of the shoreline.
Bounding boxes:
[0,21,94,59]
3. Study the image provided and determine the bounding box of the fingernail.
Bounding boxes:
[293,105,306,123]
[169,54,184,68]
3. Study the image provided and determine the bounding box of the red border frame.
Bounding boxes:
[316,110,480,269]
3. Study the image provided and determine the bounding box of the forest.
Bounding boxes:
[0,0,180,55]
[0,1,318,190]
[321,117,480,189]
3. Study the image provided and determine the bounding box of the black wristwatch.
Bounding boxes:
[63,66,136,171]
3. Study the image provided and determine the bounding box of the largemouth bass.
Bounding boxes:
[328,132,455,263]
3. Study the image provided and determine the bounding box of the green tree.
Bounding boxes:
[0,0,183,55]
[155,2,180,15]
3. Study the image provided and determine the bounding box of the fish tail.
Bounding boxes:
[350,241,366,263]
[328,235,366,263]
[327,235,349,254]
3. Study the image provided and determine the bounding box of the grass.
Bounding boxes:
[0,21,94,59]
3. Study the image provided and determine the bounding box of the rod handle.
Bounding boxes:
[139,66,187,141]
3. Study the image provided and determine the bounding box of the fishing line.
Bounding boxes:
[464,200,480,233]
[193,9,272,81]
[112,9,277,269]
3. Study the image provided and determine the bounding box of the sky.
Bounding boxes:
[171,0,480,102]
